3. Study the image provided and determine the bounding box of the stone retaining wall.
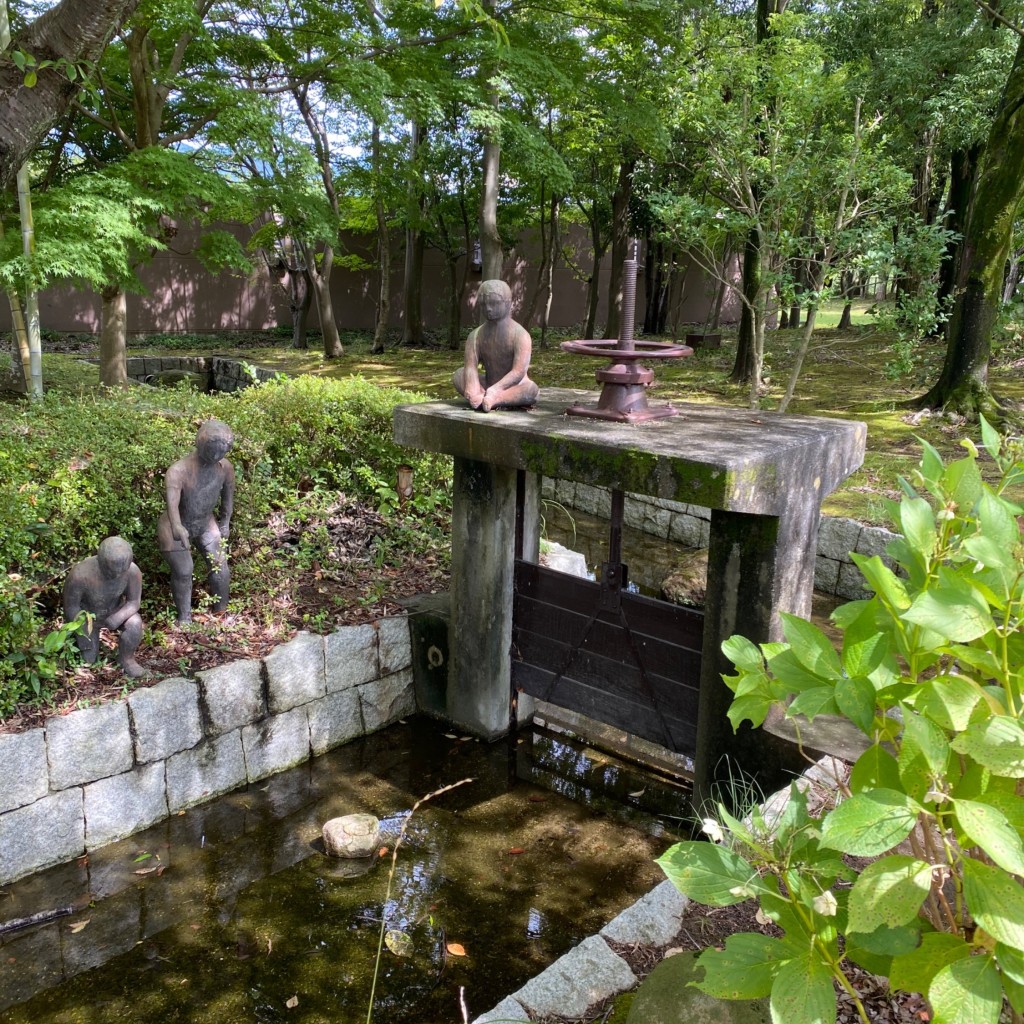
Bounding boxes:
[123,355,277,392]
[541,478,897,601]
[0,616,413,885]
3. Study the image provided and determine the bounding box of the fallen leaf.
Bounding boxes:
[132,852,152,863]
[446,942,467,957]
[443,733,458,740]
[507,847,525,856]
[68,919,90,934]
[458,736,473,742]
[378,846,389,857]
[628,789,646,798]
[285,995,299,1009]
[528,795,546,803]
[385,930,414,957]
[134,867,158,875]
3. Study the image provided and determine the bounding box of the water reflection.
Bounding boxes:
[0,720,682,1024]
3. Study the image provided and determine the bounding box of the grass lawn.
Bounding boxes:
[12,298,1024,526]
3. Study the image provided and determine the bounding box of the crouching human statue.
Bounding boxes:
[453,279,539,412]
[62,536,146,677]
[158,418,235,625]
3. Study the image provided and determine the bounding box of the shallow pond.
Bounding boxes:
[0,718,688,1023]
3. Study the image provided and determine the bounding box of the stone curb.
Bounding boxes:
[0,613,411,885]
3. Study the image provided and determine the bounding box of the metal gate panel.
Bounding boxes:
[512,560,704,756]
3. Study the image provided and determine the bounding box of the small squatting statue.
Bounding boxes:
[62,536,146,677]
[453,279,538,412]
[158,418,236,626]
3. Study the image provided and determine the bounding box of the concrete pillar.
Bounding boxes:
[448,457,519,738]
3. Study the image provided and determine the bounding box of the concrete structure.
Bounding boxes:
[394,388,866,801]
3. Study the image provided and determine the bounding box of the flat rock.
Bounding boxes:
[0,729,47,812]
[626,951,770,1024]
[601,880,690,948]
[471,995,530,1023]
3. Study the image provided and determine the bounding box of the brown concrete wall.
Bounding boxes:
[0,221,739,337]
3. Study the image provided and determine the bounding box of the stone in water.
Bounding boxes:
[322,814,381,858]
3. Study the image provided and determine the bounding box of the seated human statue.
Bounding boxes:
[62,536,146,677]
[452,279,539,412]
[157,418,235,626]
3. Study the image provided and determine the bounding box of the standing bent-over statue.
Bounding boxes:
[158,418,235,625]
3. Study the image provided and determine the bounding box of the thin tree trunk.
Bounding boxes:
[291,269,312,349]
[522,180,548,328]
[603,157,635,339]
[5,285,30,393]
[731,228,762,383]
[100,284,128,388]
[403,122,426,345]
[301,242,342,358]
[1003,248,1024,303]
[539,193,560,348]
[371,123,390,356]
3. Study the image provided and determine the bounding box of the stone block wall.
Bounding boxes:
[122,356,277,392]
[0,616,413,885]
[541,478,898,601]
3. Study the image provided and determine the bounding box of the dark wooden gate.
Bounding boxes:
[511,486,704,758]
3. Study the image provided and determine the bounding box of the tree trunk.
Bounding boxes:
[5,286,30,394]
[371,123,390,356]
[403,122,426,345]
[918,31,1024,416]
[584,203,607,338]
[291,270,312,349]
[1003,247,1024,303]
[100,285,129,388]
[933,145,982,339]
[538,193,560,348]
[302,242,342,358]
[0,0,141,190]
[603,157,635,339]
[731,229,762,384]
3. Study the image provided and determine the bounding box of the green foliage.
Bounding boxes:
[659,422,1024,1024]
[0,375,451,713]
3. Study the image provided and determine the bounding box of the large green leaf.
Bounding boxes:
[898,709,950,801]
[781,613,842,679]
[942,454,983,512]
[911,675,983,732]
[846,923,921,956]
[693,933,787,999]
[834,676,876,735]
[841,630,889,679]
[847,856,932,934]
[928,954,1001,1024]
[851,554,910,611]
[722,634,764,673]
[889,933,970,994]
[951,718,1024,778]
[849,745,902,793]
[953,799,1024,876]
[656,842,765,906]
[820,790,920,857]
[899,496,936,560]
[788,685,839,721]
[963,859,1024,948]
[902,580,995,643]
[769,954,835,1024]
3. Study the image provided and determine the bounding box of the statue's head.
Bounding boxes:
[478,279,512,322]
[97,536,133,580]
[196,419,233,463]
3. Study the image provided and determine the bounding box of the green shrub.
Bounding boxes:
[658,421,1024,1024]
[0,376,450,713]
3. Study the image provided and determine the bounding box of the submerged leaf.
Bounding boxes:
[385,930,414,957]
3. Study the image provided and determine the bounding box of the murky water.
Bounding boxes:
[0,720,687,1024]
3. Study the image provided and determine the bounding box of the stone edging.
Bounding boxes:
[470,754,847,1023]
[541,478,897,601]
[123,355,276,392]
[0,616,413,885]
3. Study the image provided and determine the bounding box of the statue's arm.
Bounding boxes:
[462,330,485,401]
[218,462,236,539]
[165,465,190,546]
[62,568,84,622]
[105,565,142,629]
